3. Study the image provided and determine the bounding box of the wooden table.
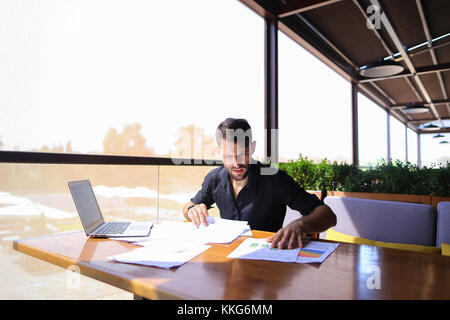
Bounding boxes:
[13,230,450,300]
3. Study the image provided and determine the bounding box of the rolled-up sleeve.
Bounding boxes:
[276,169,324,216]
[190,171,215,209]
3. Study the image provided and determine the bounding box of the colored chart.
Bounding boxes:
[298,248,325,258]
[249,242,270,248]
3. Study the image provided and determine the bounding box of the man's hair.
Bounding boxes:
[215,118,253,147]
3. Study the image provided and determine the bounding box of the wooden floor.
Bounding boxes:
[1,238,133,299]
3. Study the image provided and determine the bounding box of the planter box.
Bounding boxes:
[432,196,450,209]
[306,190,322,201]
[324,191,450,209]
[327,191,431,205]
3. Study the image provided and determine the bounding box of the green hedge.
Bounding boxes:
[279,155,450,197]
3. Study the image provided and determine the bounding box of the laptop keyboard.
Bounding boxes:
[94,222,130,235]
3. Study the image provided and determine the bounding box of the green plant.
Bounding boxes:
[279,155,450,197]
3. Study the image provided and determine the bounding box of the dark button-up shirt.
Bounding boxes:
[191,161,324,232]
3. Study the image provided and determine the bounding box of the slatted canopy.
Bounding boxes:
[240,0,450,134]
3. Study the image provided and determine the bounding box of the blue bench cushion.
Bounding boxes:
[321,196,436,246]
[437,201,450,248]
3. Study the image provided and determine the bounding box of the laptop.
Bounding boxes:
[68,180,152,238]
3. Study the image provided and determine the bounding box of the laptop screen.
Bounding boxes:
[68,180,104,234]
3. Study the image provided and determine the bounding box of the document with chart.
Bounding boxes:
[227,238,300,262]
[227,238,339,264]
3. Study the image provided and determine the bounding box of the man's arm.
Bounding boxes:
[267,204,336,249]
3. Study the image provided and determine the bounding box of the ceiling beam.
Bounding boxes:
[418,128,450,134]
[352,0,418,124]
[352,0,394,57]
[408,118,450,124]
[239,0,277,18]
[415,0,450,121]
[278,13,360,82]
[278,0,341,18]
[415,62,450,75]
[369,0,443,128]
[407,37,450,59]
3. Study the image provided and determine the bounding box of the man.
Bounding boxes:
[182,118,336,249]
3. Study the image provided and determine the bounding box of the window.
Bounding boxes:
[390,116,406,163]
[357,93,387,167]
[0,0,264,160]
[407,128,418,165]
[420,133,450,166]
[278,31,352,163]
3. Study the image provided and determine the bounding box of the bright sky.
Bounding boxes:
[0,0,448,166]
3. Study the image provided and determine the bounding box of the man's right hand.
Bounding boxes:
[187,203,209,228]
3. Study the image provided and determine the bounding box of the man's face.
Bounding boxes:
[219,139,255,181]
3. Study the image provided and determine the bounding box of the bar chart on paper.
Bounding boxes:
[227,238,339,264]
[296,241,339,263]
[298,248,325,258]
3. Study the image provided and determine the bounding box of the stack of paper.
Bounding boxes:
[109,239,211,269]
[227,239,339,264]
[189,217,252,244]
[109,217,252,269]
[112,217,252,246]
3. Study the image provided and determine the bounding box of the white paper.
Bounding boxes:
[227,238,300,262]
[296,241,339,264]
[109,234,153,243]
[193,217,250,244]
[240,227,253,237]
[109,221,155,242]
[227,239,339,264]
[109,238,211,269]
[112,217,252,251]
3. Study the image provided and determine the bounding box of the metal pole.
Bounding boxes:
[387,110,391,163]
[264,17,278,164]
[417,133,421,168]
[405,124,408,163]
[351,81,359,166]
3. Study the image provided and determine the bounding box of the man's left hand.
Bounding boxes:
[266,220,304,249]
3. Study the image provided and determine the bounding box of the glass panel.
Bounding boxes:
[407,128,418,165]
[278,31,352,163]
[390,116,406,163]
[0,163,161,299]
[158,165,220,221]
[420,134,450,166]
[0,0,264,159]
[358,93,387,167]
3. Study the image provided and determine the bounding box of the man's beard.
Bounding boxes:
[227,165,249,181]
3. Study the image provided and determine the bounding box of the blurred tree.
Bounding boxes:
[103,123,155,156]
[66,141,73,153]
[436,156,450,166]
[172,125,217,160]
[38,143,64,152]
